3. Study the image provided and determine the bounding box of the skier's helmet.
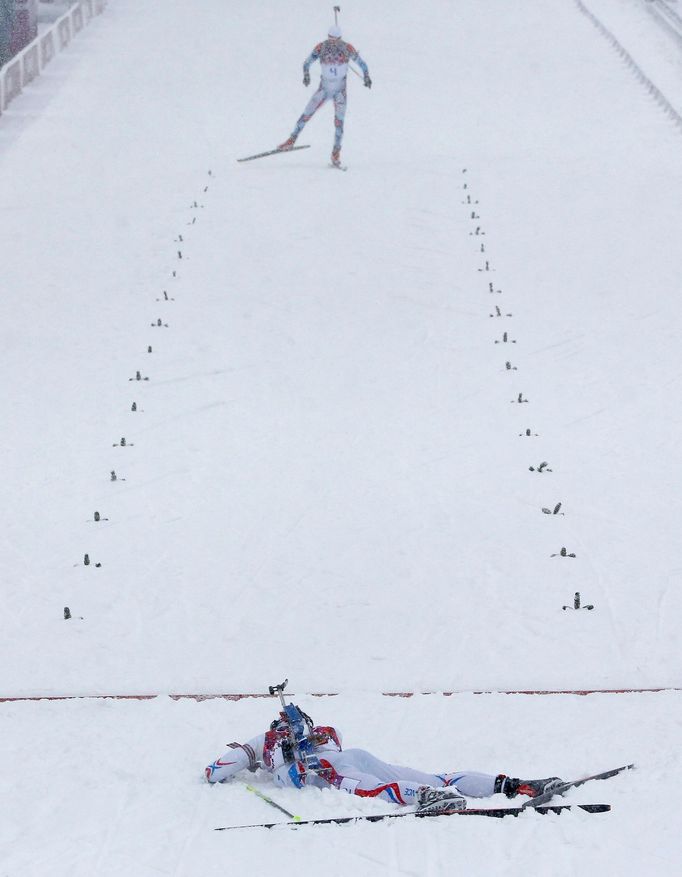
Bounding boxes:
[328,25,342,39]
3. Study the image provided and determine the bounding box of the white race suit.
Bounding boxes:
[205,726,498,805]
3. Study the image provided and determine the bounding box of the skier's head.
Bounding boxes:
[328,25,342,40]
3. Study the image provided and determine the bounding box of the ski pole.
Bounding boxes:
[267,679,317,782]
[269,678,300,766]
[244,783,302,821]
[332,6,362,80]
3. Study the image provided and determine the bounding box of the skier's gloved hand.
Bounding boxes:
[364,73,372,89]
[303,70,310,87]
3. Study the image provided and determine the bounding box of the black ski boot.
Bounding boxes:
[495,774,564,799]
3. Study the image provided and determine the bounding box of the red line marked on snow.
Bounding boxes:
[1,688,679,703]
[387,688,681,697]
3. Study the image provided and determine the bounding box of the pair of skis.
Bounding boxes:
[237,144,347,172]
[216,803,610,831]
[215,764,633,831]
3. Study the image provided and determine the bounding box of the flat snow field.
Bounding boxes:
[1,0,681,874]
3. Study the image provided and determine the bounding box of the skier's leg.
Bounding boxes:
[270,755,419,804]
[353,774,423,805]
[331,87,347,162]
[279,86,329,149]
[292,86,328,137]
[336,749,499,798]
[338,749,442,787]
[441,771,498,797]
[327,765,423,805]
[440,771,563,798]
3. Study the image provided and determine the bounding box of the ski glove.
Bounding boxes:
[303,70,310,86]
[364,73,372,89]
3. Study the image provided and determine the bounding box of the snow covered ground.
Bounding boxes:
[1,691,680,876]
[1,0,682,873]
[585,0,682,113]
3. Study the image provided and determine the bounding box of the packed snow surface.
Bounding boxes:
[1,0,681,873]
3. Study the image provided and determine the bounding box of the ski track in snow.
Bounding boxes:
[2,0,682,873]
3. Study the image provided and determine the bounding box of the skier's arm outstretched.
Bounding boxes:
[204,733,265,783]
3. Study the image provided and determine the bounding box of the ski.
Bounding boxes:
[329,162,348,172]
[237,145,310,163]
[523,764,634,809]
[215,803,610,831]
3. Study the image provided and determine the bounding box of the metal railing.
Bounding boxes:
[0,0,107,116]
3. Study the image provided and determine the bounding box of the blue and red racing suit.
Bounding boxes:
[289,38,370,155]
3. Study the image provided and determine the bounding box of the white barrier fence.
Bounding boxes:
[0,0,107,116]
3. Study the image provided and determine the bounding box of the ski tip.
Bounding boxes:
[237,144,311,163]
[522,803,611,815]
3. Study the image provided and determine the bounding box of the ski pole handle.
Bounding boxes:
[268,679,287,696]
[268,679,289,711]
[268,679,300,762]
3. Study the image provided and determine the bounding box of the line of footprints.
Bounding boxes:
[462,169,593,613]
[65,171,215,621]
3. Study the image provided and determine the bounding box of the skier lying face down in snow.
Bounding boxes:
[204,706,563,815]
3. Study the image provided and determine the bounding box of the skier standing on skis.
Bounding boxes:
[278,24,371,168]
[204,704,563,815]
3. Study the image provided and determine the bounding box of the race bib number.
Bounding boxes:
[323,62,347,81]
